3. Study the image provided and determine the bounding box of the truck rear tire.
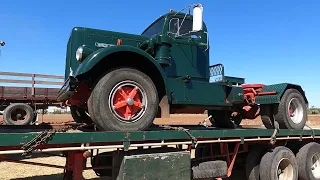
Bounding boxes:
[89,68,158,131]
[260,89,307,129]
[3,103,35,125]
[275,89,307,129]
[259,146,298,180]
[296,142,320,180]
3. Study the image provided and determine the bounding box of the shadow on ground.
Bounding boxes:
[3,152,64,161]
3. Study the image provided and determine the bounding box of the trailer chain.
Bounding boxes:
[269,121,280,145]
[21,126,71,156]
[159,125,198,147]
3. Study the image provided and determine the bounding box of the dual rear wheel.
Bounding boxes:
[246,142,320,180]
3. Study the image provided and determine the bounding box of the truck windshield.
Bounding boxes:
[141,17,165,37]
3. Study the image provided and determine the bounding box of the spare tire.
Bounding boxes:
[3,103,35,125]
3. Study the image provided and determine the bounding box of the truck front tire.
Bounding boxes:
[89,68,158,131]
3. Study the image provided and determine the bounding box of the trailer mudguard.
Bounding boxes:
[73,45,167,84]
[255,83,308,105]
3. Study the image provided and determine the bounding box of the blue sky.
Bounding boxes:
[0,0,319,107]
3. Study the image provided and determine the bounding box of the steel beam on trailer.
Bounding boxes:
[1,128,320,147]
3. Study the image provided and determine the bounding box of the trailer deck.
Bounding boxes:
[0,124,320,180]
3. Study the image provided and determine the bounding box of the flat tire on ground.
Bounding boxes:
[3,103,34,125]
[259,146,298,180]
[192,160,227,179]
[89,68,158,131]
[296,142,320,180]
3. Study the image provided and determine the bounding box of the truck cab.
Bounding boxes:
[57,4,308,132]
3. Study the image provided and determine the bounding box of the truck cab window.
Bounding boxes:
[169,18,200,38]
[141,18,165,37]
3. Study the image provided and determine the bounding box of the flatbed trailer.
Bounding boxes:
[0,124,320,180]
[0,71,64,125]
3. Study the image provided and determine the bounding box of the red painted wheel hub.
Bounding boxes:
[289,107,294,117]
[112,85,144,120]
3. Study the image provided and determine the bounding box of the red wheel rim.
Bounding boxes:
[109,81,146,122]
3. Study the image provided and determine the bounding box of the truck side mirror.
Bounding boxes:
[192,4,203,32]
[0,41,5,47]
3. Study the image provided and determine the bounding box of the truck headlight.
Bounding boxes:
[75,45,94,62]
[76,46,84,61]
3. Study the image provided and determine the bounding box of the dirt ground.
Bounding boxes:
[33,113,320,127]
[1,114,320,180]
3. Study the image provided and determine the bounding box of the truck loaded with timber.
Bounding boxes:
[57,4,308,132]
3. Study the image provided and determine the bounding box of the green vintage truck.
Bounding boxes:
[57,4,308,131]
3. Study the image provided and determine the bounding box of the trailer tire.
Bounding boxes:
[259,146,298,180]
[90,68,158,131]
[245,146,266,180]
[3,103,34,125]
[296,142,320,180]
[192,160,227,179]
[70,106,92,124]
[208,110,242,129]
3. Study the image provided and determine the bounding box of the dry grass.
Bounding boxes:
[0,114,319,180]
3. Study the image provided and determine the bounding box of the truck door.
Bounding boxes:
[165,17,224,104]
[164,17,209,80]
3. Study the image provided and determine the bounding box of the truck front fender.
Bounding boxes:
[74,45,167,81]
[255,83,308,105]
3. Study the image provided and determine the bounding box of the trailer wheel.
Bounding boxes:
[296,142,320,180]
[259,146,298,180]
[245,146,267,180]
[208,110,242,128]
[3,103,35,125]
[90,68,158,131]
[70,106,92,124]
